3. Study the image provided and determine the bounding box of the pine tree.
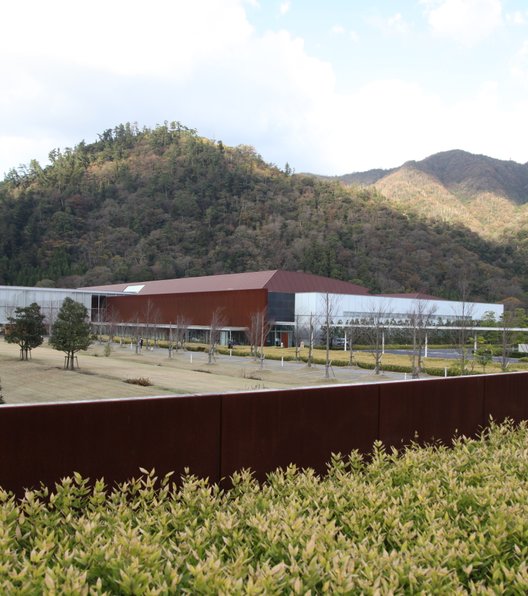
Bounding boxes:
[49,298,91,369]
[5,302,46,360]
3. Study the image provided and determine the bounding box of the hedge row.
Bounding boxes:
[1,421,527,592]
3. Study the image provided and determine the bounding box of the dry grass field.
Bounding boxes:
[0,340,406,405]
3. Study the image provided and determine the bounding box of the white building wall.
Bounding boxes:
[0,287,96,325]
[294,293,503,324]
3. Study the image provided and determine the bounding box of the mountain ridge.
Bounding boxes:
[1,124,527,305]
[339,149,528,201]
[334,149,528,239]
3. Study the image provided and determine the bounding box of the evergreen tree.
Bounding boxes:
[49,298,91,369]
[6,302,46,360]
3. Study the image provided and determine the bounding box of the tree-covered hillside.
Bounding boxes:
[1,122,527,304]
[337,150,528,243]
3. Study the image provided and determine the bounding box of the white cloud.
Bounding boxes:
[279,1,291,16]
[0,135,67,176]
[0,1,338,174]
[387,13,411,35]
[304,76,528,173]
[421,0,503,46]
[511,41,528,86]
[0,0,254,78]
[368,12,412,36]
[506,10,528,25]
[0,0,526,178]
[331,25,359,42]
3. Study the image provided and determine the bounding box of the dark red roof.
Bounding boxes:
[264,270,370,294]
[82,270,370,296]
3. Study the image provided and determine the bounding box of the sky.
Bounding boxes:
[1,0,528,178]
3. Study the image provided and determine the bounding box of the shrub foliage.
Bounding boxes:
[1,421,528,592]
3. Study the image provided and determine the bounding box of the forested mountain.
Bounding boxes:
[1,123,527,304]
[338,150,528,240]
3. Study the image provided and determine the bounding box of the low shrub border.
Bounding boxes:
[1,421,527,592]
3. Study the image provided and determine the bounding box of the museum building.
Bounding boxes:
[81,270,504,347]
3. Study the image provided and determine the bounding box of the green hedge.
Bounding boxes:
[1,421,528,592]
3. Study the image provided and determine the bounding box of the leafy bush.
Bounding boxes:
[1,421,528,592]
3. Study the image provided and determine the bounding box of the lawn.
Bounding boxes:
[0,340,406,404]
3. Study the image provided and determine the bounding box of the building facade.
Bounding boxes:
[82,270,504,347]
[1,271,505,345]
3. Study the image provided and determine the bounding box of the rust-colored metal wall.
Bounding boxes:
[484,373,528,424]
[1,373,528,496]
[379,376,485,449]
[220,384,379,483]
[107,289,268,328]
[0,395,221,496]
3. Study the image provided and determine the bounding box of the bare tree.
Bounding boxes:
[94,302,120,344]
[319,293,340,379]
[499,308,527,371]
[141,299,162,349]
[208,308,227,364]
[245,308,272,369]
[408,300,437,378]
[452,282,475,375]
[130,313,143,354]
[294,314,310,361]
[104,304,121,345]
[363,301,392,375]
[343,320,358,366]
[169,314,190,358]
[307,313,316,366]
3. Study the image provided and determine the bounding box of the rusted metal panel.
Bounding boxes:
[107,289,268,328]
[0,395,221,496]
[483,372,528,424]
[2,373,528,497]
[220,384,380,484]
[379,377,485,450]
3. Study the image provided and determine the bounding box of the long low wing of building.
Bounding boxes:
[0,271,505,345]
[0,286,123,328]
[294,292,503,325]
[79,270,505,346]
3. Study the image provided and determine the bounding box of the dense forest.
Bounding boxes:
[1,122,527,304]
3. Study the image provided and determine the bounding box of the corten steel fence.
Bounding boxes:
[0,373,527,495]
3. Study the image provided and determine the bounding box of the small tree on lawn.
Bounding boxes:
[50,298,91,369]
[319,293,340,379]
[363,301,392,375]
[474,337,493,373]
[208,308,227,365]
[408,300,437,379]
[245,308,272,369]
[5,302,46,360]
